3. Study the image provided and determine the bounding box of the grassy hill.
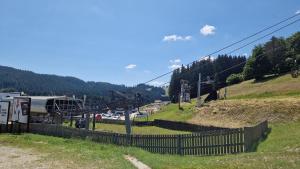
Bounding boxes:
[142,74,300,128]
[220,74,300,99]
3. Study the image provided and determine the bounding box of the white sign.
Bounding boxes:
[0,92,21,100]
[0,101,10,124]
[12,97,31,123]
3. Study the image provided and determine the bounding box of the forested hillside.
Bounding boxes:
[169,31,300,102]
[169,55,246,101]
[0,65,165,104]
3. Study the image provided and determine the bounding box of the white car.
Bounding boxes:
[135,112,149,118]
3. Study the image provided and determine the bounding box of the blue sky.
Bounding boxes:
[0,0,299,86]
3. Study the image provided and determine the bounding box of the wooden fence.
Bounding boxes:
[98,119,227,132]
[153,119,227,132]
[20,121,268,156]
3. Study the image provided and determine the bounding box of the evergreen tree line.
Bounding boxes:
[0,65,165,105]
[169,55,246,102]
[168,32,300,102]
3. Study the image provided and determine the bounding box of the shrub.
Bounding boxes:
[226,73,243,85]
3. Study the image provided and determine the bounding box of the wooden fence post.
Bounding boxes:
[177,135,182,155]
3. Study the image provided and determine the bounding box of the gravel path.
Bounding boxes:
[0,145,50,169]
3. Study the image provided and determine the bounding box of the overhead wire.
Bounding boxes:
[142,13,300,85]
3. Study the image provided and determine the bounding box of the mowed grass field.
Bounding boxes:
[94,123,190,135]
[0,121,299,169]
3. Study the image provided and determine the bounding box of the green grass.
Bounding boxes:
[0,133,135,169]
[219,74,300,99]
[129,121,300,169]
[138,99,196,122]
[141,74,300,124]
[94,123,190,135]
[1,121,299,169]
[63,120,189,135]
[229,91,300,99]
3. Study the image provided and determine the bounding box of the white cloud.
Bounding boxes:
[149,81,165,86]
[200,56,215,61]
[168,59,182,70]
[163,35,192,42]
[125,64,137,69]
[200,24,216,36]
[168,64,181,70]
[296,10,300,14]
[170,59,181,64]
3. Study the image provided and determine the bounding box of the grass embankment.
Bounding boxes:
[1,121,299,169]
[189,98,300,128]
[220,74,300,99]
[146,74,300,128]
[138,99,196,122]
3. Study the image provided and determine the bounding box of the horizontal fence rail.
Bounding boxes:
[0,121,268,156]
[153,119,228,132]
[97,119,227,132]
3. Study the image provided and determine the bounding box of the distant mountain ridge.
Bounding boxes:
[0,65,165,103]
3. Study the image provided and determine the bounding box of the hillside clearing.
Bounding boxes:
[219,74,300,99]
[189,98,300,128]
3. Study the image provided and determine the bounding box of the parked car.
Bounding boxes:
[111,115,121,120]
[95,114,102,121]
[75,118,86,128]
[114,111,124,116]
[135,112,149,118]
[101,113,112,120]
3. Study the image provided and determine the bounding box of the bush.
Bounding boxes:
[226,73,243,85]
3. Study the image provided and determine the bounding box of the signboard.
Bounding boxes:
[0,101,10,125]
[0,92,21,100]
[12,97,31,124]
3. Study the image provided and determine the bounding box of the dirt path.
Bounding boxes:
[124,155,151,169]
[0,145,50,169]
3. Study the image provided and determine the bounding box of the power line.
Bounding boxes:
[226,18,300,55]
[159,45,287,87]
[142,13,300,85]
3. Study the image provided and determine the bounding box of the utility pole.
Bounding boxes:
[178,93,181,109]
[197,73,201,107]
[84,95,90,130]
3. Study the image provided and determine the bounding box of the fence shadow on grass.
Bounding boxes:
[249,128,272,152]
